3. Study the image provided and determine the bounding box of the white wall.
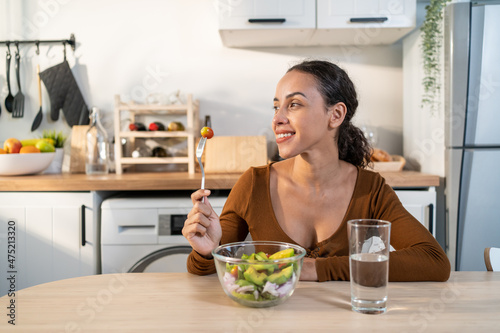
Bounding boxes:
[403,27,445,176]
[402,1,446,176]
[1,0,404,156]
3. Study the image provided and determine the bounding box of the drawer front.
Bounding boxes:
[101,208,158,245]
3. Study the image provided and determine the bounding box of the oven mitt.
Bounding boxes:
[39,61,89,126]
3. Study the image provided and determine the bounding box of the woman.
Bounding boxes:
[182,60,450,282]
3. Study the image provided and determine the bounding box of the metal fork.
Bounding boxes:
[196,137,207,194]
[12,48,24,118]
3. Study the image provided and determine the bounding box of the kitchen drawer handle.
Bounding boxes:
[248,18,286,24]
[81,204,86,247]
[428,203,434,237]
[350,17,388,23]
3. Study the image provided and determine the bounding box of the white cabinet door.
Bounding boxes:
[317,0,415,28]
[395,189,436,237]
[0,192,94,295]
[219,0,316,29]
[218,0,316,47]
[311,0,416,45]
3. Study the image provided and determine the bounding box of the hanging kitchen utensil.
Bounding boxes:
[39,60,89,127]
[31,43,43,131]
[12,43,25,118]
[4,43,14,113]
[30,66,43,130]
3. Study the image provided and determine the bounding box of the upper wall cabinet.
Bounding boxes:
[217,0,416,47]
[218,0,316,47]
[310,0,416,46]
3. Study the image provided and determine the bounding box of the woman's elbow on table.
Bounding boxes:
[433,252,452,282]
[422,243,451,282]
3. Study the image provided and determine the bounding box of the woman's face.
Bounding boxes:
[272,70,337,159]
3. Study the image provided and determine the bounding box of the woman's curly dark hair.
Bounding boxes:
[287,60,371,168]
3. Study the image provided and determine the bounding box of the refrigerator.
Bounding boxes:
[444,2,500,271]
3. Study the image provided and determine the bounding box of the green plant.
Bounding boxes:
[42,130,67,149]
[420,0,451,113]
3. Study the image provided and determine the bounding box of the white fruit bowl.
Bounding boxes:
[0,153,56,176]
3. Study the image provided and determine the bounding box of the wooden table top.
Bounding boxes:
[0,170,439,191]
[1,272,498,332]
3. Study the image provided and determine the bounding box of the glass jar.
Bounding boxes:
[86,107,109,175]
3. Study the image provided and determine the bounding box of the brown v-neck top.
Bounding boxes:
[186,164,451,282]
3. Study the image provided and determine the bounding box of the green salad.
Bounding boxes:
[223,248,299,302]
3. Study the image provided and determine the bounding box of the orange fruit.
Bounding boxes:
[0,148,6,154]
[20,146,41,154]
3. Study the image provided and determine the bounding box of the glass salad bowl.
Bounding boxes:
[212,241,306,308]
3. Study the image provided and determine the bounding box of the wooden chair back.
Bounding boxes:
[484,247,500,271]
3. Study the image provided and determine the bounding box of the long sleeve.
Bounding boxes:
[374,181,451,282]
[187,165,451,282]
[315,169,451,282]
[186,168,253,275]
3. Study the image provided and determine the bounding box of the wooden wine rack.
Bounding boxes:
[113,94,199,175]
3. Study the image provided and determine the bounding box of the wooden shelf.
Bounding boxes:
[120,157,190,164]
[114,103,199,113]
[119,131,190,138]
[113,94,199,175]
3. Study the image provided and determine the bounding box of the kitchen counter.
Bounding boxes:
[0,170,439,191]
[0,271,498,331]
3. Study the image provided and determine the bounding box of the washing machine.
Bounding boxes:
[101,194,227,273]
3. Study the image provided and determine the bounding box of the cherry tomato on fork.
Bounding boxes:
[200,126,214,139]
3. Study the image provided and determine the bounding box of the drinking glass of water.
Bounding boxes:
[348,219,391,314]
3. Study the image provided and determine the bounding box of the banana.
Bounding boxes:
[21,138,55,147]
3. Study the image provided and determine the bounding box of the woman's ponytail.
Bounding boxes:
[338,122,372,168]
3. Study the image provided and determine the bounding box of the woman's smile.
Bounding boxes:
[276,132,295,143]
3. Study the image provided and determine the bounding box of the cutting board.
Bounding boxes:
[70,125,89,173]
[204,136,268,173]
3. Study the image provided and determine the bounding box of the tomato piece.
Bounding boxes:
[200,126,214,139]
[230,265,239,278]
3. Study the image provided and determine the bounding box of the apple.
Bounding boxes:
[35,140,56,153]
[3,138,22,154]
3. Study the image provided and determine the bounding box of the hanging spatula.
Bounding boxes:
[31,64,43,131]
